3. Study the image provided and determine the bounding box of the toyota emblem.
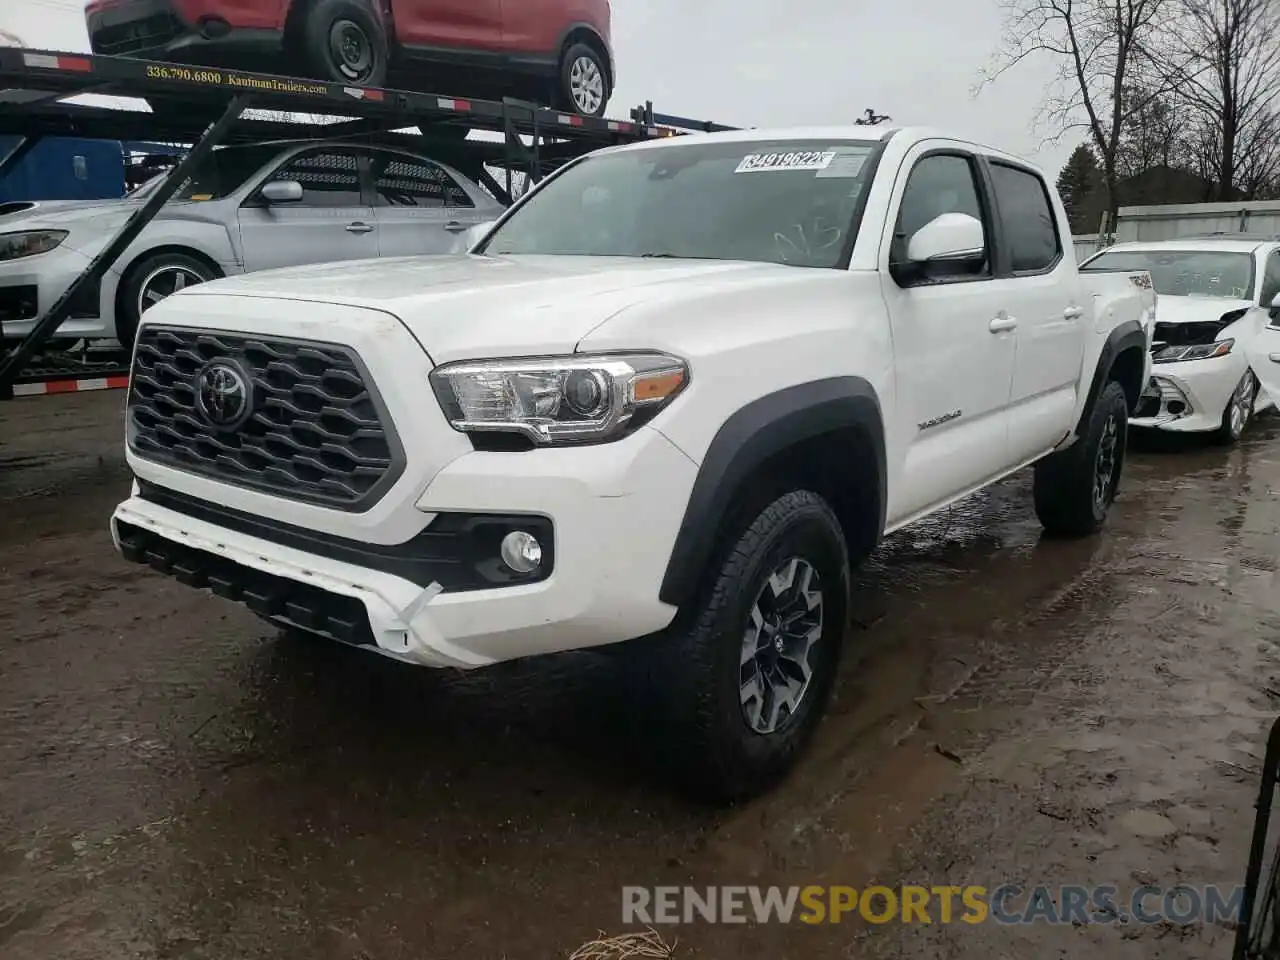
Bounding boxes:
[195,361,252,429]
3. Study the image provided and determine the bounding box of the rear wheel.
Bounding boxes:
[639,490,849,802]
[556,42,610,117]
[1034,380,1129,537]
[1214,368,1258,445]
[301,0,389,87]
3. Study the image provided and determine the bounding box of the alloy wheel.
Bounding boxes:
[569,55,604,115]
[739,557,825,736]
[1093,414,1119,510]
[1229,370,1257,439]
[137,264,205,316]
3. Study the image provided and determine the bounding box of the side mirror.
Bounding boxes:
[465,220,498,252]
[1270,291,1280,321]
[907,212,986,264]
[260,180,303,204]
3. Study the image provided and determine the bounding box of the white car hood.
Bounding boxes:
[1154,295,1256,324]
[180,254,808,363]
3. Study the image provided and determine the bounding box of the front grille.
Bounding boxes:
[91,12,185,55]
[128,326,404,511]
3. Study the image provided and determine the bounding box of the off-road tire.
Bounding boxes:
[642,490,850,803]
[1034,380,1129,537]
[301,0,389,88]
[1213,368,1258,445]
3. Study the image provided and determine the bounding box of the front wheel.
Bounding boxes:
[1034,380,1129,537]
[556,42,611,117]
[642,490,850,802]
[1214,368,1258,445]
[116,252,217,349]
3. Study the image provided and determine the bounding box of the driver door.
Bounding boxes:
[878,146,1017,528]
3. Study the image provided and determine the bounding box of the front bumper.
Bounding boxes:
[1131,354,1252,433]
[112,423,697,669]
[88,0,283,63]
[0,245,109,341]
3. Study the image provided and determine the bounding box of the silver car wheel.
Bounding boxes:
[569,55,604,115]
[739,557,824,736]
[1228,369,1257,439]
[137,264,206,317]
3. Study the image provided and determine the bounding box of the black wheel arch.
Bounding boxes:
[658,377,886,609]
[1078,319,1147,434]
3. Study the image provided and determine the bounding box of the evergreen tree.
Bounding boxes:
[1056,144,1103,233]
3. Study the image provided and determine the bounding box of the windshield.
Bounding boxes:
[1081,249,1256,300]
[480,139,880,268]
[126,144,283,202]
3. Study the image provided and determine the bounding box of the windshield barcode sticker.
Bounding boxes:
[735,150,837,173]
[816,149,871,179]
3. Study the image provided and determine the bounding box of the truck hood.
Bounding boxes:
[181,254,811,363]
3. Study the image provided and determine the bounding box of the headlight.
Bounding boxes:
[0,230,68,261]
[1153,339,1233,363]
[429,352,689,445]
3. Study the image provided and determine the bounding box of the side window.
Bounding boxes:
[988,161,1061,273]
[894,153,990,279]
[1258,250,1280,307]
[372,154,475,209]
[265,149,364,207]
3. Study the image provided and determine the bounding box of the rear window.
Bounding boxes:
[988,162,1061,272]
[1082,249,1256,300]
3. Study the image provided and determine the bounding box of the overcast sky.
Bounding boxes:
[1,0,1077,177]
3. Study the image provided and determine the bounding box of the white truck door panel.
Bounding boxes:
[878,148,1016,525]
[237,148,378,272]
[986,160,1086,463]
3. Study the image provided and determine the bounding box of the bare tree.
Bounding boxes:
[979,0,1171,217]
[1148,0,1280,199]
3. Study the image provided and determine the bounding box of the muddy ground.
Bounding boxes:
[2,390,1279,959]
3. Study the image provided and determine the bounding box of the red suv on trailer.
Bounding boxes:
[85,0,615,117]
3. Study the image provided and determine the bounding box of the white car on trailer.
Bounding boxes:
[1080,237,1280,443]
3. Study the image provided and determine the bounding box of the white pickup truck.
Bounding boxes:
[111,126,1155,800]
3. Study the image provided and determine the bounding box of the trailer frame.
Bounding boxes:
[0,47,735,400]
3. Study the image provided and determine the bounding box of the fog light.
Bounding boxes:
[500,530,542,574]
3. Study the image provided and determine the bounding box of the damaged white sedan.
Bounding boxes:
[1080,238,1278,443]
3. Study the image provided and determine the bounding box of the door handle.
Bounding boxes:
[345,221,374,234]
[1063,305,1084,319]
[989,313,1018,333]
[443,221,469,233]
[1269,352,1280,363]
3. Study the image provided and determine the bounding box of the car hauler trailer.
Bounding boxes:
[0,47,733,401]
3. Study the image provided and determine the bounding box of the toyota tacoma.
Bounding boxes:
[111,126,1156,800]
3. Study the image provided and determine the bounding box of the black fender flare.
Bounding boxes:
[658,377,886,608]
[1077,318,1147,433]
